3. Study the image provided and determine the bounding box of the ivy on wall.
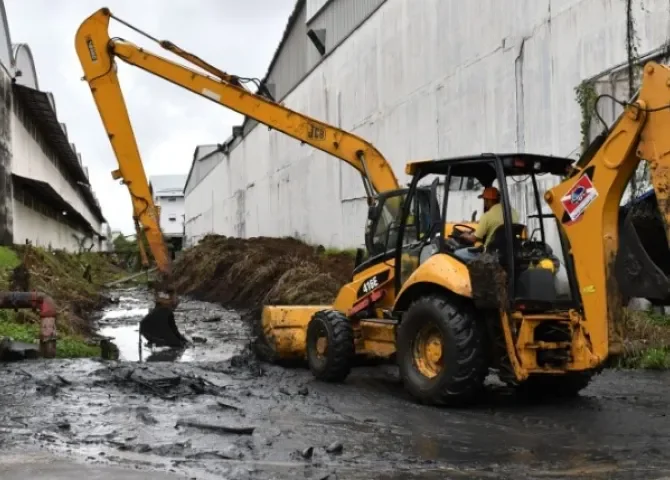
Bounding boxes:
[574,0,650,194]
[626,0,648,196]
[574,80,597,154]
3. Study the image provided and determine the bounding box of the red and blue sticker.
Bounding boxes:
[561,174,598,222]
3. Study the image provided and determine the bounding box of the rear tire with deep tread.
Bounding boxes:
[306,309,355,383]
[397,294,488,407]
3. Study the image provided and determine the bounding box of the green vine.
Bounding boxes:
[626,0,647,195]
[626,0,641,97]
[574,80,598,153]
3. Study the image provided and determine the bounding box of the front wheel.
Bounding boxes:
[397,295,488,406]
[306,310,355,383]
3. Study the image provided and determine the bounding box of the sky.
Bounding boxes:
[4,0,295,234]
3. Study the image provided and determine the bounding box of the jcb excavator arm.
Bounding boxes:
[75,8,399,212]
[546,61,670,360]
[74,7,401,347]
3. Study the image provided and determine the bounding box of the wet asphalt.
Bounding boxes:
[1,287,670,479]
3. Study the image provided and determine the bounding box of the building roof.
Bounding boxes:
[149,174,188,197]
[183,144,224,194]
[12,83,106,224]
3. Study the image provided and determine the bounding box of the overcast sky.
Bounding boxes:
[4,0,295,234]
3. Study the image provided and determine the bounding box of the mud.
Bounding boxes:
[2,288,670,479]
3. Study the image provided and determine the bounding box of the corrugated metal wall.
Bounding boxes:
[307,0,385,51]
[184,146,223,197]
[306,0,329,22]
[239,0,386,142]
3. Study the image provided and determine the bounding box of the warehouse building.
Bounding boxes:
[184,0,665,251]
[0,0,107,251]
[150,174,187,253]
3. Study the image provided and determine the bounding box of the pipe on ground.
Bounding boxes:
[0,292,57,358]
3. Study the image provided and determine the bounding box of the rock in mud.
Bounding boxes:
[176,418,255,435]
[301,446,314,459]
[97,365,223,399]
[135,406,158,425]
[0,338,39,362]
[201,316,221,323]
[57,422,71,431]
[326,441,343,455]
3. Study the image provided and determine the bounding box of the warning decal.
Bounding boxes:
[561,174,598,221]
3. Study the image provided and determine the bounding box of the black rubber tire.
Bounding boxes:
[306,310,355,383]
[514,370,596,400]
[397,294,488,407]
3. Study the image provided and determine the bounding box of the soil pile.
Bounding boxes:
[171,235,355,310]
[0,245,128,336]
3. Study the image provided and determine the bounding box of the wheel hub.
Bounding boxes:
[413,324,444,379]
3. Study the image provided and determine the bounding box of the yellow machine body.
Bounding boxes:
[261,62,670,407]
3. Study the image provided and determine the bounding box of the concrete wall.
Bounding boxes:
[185,0,670,250]
[12,201,98,251]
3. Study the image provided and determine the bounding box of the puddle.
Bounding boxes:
[95,288,248,364]
[101,307,149,321]
[99,323,242,363]
[98,324,149,361]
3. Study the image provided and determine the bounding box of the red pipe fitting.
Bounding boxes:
[0,291,57,358]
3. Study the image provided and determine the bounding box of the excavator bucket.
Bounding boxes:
[139,304,187,348]
[615,190,670,304]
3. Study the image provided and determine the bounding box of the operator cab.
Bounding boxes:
[393,153,578,312]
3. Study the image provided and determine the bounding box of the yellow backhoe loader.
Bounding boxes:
[77,8,640,409]
[260,61,670,406]
[74,8,481,347]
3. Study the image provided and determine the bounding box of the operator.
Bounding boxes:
[453,186,519,262]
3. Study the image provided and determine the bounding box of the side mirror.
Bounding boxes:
[367,204,380,221]
[429,178,441,227]
[354,248,365,268]
[471,210,478,222]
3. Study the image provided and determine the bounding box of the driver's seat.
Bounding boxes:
[485,223,526,266]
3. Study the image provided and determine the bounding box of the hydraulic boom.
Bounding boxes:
[75,7,401,346]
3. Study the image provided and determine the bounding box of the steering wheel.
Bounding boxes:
[447,223,476,248]
[450,224,475,238]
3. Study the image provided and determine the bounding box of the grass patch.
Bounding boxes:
[0,245,132,359]
[323,247,359,259]
[0,246,20,270]
[0,310,100,359]
[617,308,670,369]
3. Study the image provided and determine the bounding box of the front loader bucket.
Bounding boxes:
[257,305,329,362]
[139,304,187,348]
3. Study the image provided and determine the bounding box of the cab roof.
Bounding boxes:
[406,153,574,187]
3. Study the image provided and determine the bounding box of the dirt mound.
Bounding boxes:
[172,235,355,311]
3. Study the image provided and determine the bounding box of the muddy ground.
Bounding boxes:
[1,287,670,479]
